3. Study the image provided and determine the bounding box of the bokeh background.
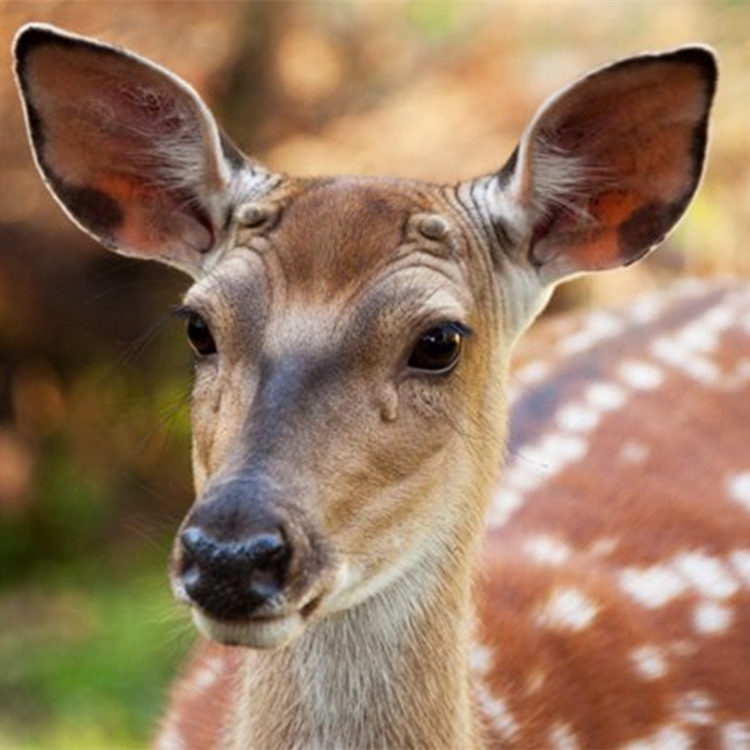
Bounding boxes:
[1,2,749,747]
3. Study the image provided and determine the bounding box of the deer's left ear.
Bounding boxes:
[474,46,717,283]
[13,23,276,278]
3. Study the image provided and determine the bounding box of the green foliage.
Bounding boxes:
[0,561,193,750]
[406,0,459,38]
[0,346,193,747]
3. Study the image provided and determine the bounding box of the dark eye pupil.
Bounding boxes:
[408,324,464,372]
[186,314,216,356]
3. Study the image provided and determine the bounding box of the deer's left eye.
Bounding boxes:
[186,313,217,356]
[408,322,468,374]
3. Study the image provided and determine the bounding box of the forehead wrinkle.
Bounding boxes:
[264,243,475,360]
[264,273,469,370]
[379,254,474,316]
[267,178,431,301]
[184,250,266,324]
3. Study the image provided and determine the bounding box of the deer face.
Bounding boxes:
[14,24,715,648]
[171,178,508,647]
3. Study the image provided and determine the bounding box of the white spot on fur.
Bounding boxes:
[693,601,732,634]
[618,359,664,390]
[549,722,581,750]
[487,488,524,528]
[630,645,668,680]
[556,402,600,432]
[637,291,750,389]
[628,293,665,324]
[677,691,714,725]
[536,587,599,631]
[589,537,618,557]
[729,549,750,587]
[476,683,519,741]
[672,552,739,599]
[620,565,689,609]
[584,382,628,412]
[524,534,572,566]
[558,311,624,355]
[673,277,711,297]
[619,441,649,463]
[523,433,588,473]
[469,643,493,676]
[728,472,750,512]
[721,722,750,749]
[651,335,720,385]
[516,360,550,385]
[190,657,222,693]
[700,305,735,334]
[491,432,589,529]
[154,724,187,750]
[622,725,691,750]
[678,321,725,354]
[506,461,547,493]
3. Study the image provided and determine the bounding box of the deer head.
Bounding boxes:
[14,24,716,650]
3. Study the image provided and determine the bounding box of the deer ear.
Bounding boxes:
[13,23,273,277]
[478,46,717,283]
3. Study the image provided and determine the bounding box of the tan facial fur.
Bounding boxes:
[177,177,510,644]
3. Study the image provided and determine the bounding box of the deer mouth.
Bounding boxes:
[191,607,307,649]
[171,564,331,649]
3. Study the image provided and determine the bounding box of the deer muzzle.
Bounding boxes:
[171,475,331,648]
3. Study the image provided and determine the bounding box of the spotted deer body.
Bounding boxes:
[482,280,750,748]
[14,23,743,750]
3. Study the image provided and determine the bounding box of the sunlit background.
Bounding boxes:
[1,2,749,747]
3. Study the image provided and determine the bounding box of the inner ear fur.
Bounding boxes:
[13,24,256,275]
[497,46,717,280]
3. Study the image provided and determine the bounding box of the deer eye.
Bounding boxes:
[408,322,468,374]
[186,313,216,356]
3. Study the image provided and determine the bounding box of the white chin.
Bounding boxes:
[192,609,305,649]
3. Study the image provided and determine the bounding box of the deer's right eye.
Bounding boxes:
[186,313,217,356]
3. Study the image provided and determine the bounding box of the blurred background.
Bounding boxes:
[1,1,748,747]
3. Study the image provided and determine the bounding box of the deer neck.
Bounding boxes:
[230,533,485,750]
[227,372,507,750]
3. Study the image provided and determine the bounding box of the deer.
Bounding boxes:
[13,22,750,750]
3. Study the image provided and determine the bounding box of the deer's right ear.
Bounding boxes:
[13,24,275,278]
[471,46,717,285]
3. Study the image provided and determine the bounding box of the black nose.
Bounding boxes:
[179,525,291,620]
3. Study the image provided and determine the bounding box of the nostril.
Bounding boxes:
[177,525,291,619]
[245,531,290,603]
[180,526,204,557]
[244,531,288,569]
[181,562,201,598]
[180,526,287,567]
